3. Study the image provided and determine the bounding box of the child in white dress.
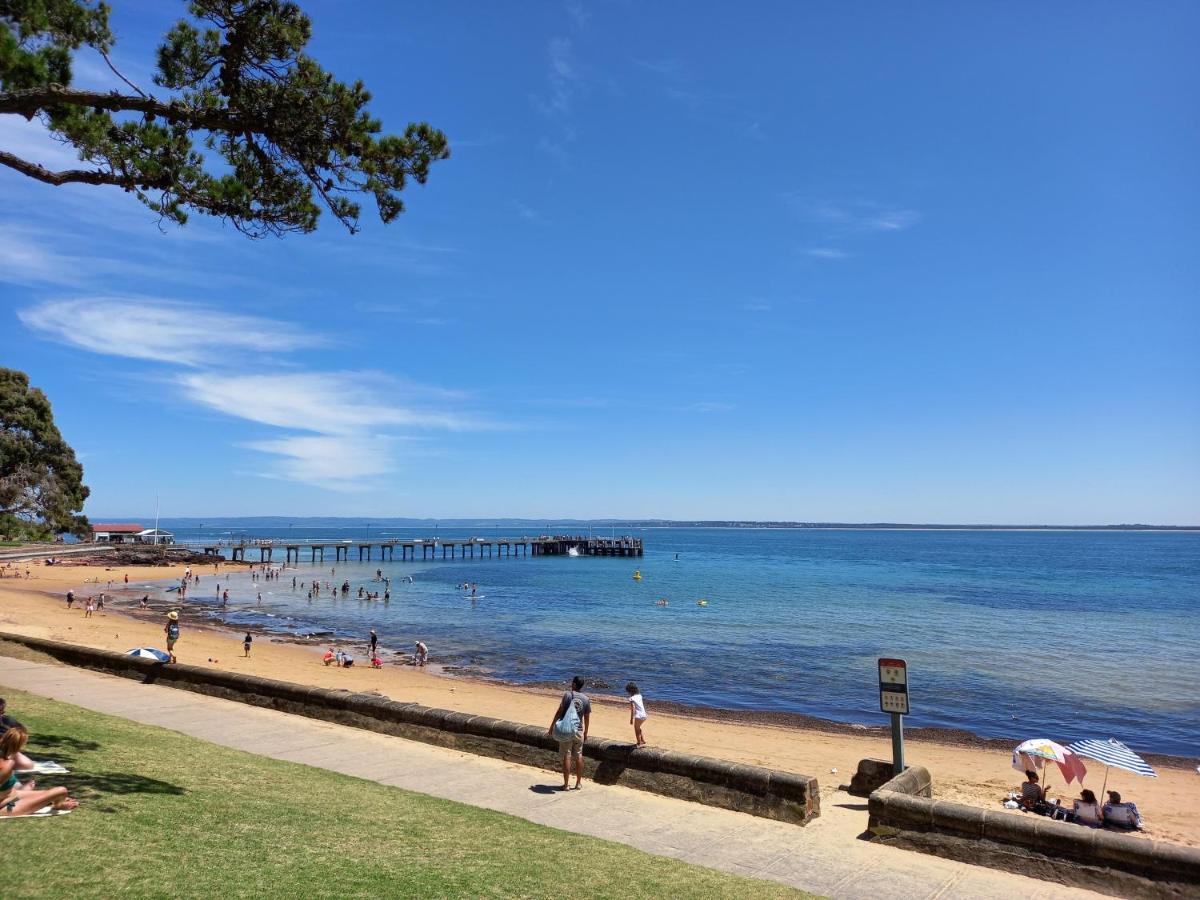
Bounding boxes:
[626,682,648,747]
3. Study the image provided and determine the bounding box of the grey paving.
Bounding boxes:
[0,656,1101,899]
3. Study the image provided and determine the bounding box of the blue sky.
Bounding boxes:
[2,0,1197,523]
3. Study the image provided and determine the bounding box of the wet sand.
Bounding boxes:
[1,561,1196,848]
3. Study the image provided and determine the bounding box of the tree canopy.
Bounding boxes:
[0,0,450,236]
[0,367,90,540]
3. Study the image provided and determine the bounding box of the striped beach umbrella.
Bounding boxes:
[1067,738,1156,777]
[1067,738,1156,798]
[126,647,170,662]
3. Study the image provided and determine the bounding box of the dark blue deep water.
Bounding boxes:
[148,528,1200,756]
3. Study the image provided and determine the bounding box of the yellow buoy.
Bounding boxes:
[633,570,642,581]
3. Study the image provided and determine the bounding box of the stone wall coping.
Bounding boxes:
[0,631,820,825]
[868,762,1200,887]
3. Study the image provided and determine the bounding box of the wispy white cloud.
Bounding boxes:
[688,401,734,413]
[18,298,323,365]
[538,36,579,116]
[514,200,544,222]
[784,197,920,260]
[240,434,400,490]
[177,371,475,434]
[0,116,80,171]
[786,197,922,235]
[804,247,849,260]
[18,296,495,491]
[633,57,739,112]
[180,371,487,489]
[564,0,590,30]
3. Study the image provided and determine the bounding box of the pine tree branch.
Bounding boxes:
[0,149,136,187]
[0,85,234,131]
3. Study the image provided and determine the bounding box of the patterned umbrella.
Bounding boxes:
[1012,738,1087,789]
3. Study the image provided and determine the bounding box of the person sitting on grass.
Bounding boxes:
[0,726,78,817]
[0,698,34,772]
[1073,789,1103,826]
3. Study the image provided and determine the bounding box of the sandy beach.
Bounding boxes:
[1,561,1196,849]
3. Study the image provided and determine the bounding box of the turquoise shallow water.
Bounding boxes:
[155,527,1200,756]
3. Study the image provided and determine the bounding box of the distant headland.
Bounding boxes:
[96,516,1198,532]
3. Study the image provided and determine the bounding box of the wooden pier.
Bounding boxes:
[193,535,643,564]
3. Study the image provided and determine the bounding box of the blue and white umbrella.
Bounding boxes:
[1067,738,1156,798]
[126,647,170,662]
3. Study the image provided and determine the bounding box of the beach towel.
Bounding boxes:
[24,760,70,775]
[0,807,74,819]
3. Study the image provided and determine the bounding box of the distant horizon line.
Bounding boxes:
[87,516,1199,532]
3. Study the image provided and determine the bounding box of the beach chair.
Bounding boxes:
[1104,802,1142,829]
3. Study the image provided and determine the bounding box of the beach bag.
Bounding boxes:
[166,623,180,641]
[552,692,581,741]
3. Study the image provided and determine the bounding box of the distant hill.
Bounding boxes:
[89,516,1198,531]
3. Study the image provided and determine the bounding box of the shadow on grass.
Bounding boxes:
[26,733,101,766]
[57,772,186,813]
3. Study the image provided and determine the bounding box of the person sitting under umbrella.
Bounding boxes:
[1073,788,1103,826]
[1103,790,1143,829]
[1019,770,1048,811]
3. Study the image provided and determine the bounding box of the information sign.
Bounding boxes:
[878,657,909,715]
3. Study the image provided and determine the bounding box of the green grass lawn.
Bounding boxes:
[0,688,812,899]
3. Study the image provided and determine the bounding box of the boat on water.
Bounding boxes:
[567,546,581,557]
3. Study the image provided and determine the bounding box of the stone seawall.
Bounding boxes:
[0,632,820,825]
[867,763,1200,898]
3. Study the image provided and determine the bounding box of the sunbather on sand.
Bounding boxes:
[0,726,78,817]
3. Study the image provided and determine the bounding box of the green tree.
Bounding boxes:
[0,1,450,237]
[0,367,89,540]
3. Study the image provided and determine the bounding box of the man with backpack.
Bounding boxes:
[164,611,181,663]
[547,675,591,791]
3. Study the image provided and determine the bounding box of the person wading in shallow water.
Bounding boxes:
[548,676,591,791]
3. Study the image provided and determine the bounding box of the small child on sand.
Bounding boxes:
[626,682,648,747]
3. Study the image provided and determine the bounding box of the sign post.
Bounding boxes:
[878,658,909,775]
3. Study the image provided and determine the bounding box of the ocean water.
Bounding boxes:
[148,527,1199,756]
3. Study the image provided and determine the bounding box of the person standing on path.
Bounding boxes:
[369,630,378,656]
[165,611,180,663]
[548,676,591,791]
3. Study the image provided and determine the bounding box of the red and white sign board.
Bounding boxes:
[879,658,910,715]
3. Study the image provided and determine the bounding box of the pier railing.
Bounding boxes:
[181,534,644,563]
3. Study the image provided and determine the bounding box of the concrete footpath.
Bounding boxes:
[0,656,1100,899]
